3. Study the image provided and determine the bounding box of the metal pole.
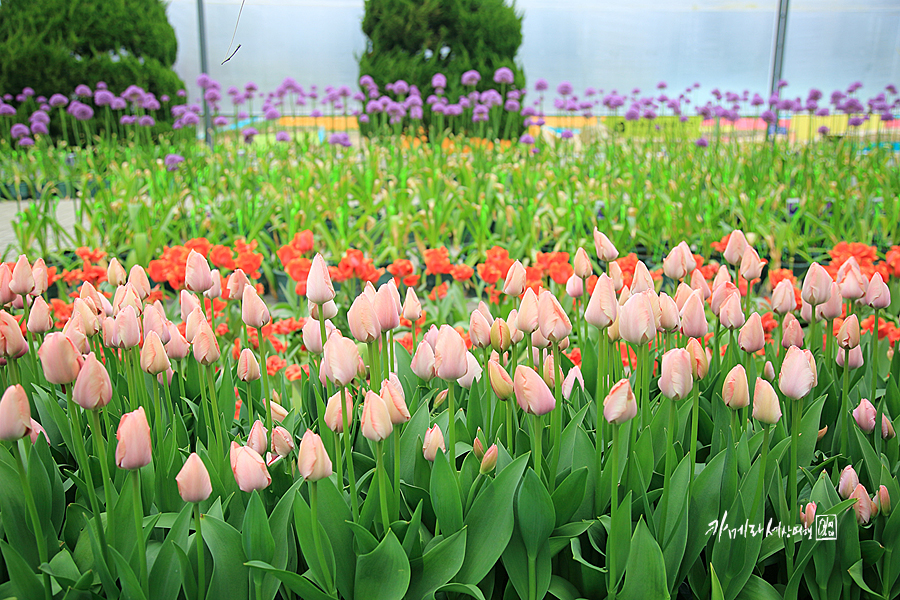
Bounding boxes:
[197,0,213,146]
[768,0,790,140]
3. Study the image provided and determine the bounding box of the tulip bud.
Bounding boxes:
[192,319,221,366]
[763,361,775,381]
[73,352,113,410]
[433,389,448,409]
[267,396,289,423]
[882,415,895,440]
[562,366,584,400]
[0,310,28,358]
[241,285,270,329]
[26,296,53,334]
[837,315,860,350]
[723,230,748,266]
[480,444,498,474]
[771,279,797,314]
[779,346,818,400]
[458,352,483,390]
[490,318,512,353]
[469,310,492,349]
[656,292,678,332]
[183,250,213,293]
[142,304,170,344]
[739,246,767,281]
[565,274,583,299]
[593,229,618,262]
[538,291,572,342]
[108,258,127,287]
[115,407,152,470]
[541,353,556,388]
[38,332,83,384]
[517,288,539,334]
[679,290,707,338]
[852,398,876,433]
[9,255,34,296]
[585,273,617,329]
[719,293,745,330]
[838,260,868,300]
[325,388,354,432]
[685,338,709,380]
[738,312,765,353]
[875,485,891,516]
[372,284,400,332]
[27,258,46,297]
[177,453,212,503]
[782,313,804,349]
[573,247,592,278]
[348,294,381,343]
[631,261,655,294]
[850,484,874,525]
[502,261,526,297]
[608,261,624,291]
[0,264,13,305]
[603,379,637,424]
[234,349,261,383]
[618,291,656,345]
[659,349,693,401]
[381,377,410,424]
[514,365,555,416]
[297,430,332,480]
[815,282,842,321]
[838,466,859,499]
[116,305,141,349]
[837,345,864,370]
[801,263,833,307]
[473,436,485,460]
[865,273,891,309]
[166,323,191,361]
[205,270,222,300]
[126,265,150,300]
[751,378,782,424]
[306,254,335,304]
[800,502,816,529]
[423,425,445,461]
[722,365,750,409]
[410,341,436,381]
[140,331,171,375]
[402,287,422,321]
[322,335,360,387]
[434,325,468,381]
[361,390,393,441]
[488,359,514,400]
[29,419,48,445]
[230,443,271,492]
[0,384,31,441]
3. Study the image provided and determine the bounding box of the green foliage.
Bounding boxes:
[359,0,525,137]
[0,0,183,114]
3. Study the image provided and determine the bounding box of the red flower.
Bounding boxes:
[477,263,502,285]
[424,247,453,276]
[450,264,474,281]
[209,245,236,271]
[184,238,213,257]
[429,282,449,300]
[285,364,305,381]
[710,233,730,253]
[267,356,287,376]
[548,261,574,285]
[75,247,107,263]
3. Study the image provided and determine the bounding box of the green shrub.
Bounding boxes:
[358,0,525,138]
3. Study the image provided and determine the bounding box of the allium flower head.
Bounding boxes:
[49,94,68,108]
[493,67,514,85]
[431,73,447,90]
[164,154,185,171]
[461,70,481,86]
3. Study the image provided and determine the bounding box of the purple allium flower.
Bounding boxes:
[776,79,788,89]
[182,113,200,126]
[73,104,94,121]
[94,90,115,106]
[446,104,464,117]
[761,110,776,125]
[197,74,212,89]
[264,107,280,120]
[694,136,708,147]
[410,105,423,119]
[111,97,127,110]
[242,127,258,143]
[881,112,894,122]
[560,129,573,139]
[310,109,322,118]
[805,100,818,112]
[120,115,136,125]
[461,70,481,86]
[493,67,515,85]
[204,89,221,104]
[213,115,229,127]
[847,81,862,93]
[275,131,290,142]
[138,115,155,127]
[642,109,657,120]
[848,116,864,127]
[10,123,29,139]
[17,136,35,147]
[624,106,640,121]
[352,91,366,102]
[74,84,92,98]
[807,88,822,102]
[29,111,49,124]
[657,81,667,90]
[160,95,169,102]
[818,125,829,135]
[519,133,534,145]
[431,73,447,91]
[245,81,258,93]
[359,75,375,89]
[49,94,68,108]
[815,107,829,117]
[358,113,370,124]
[504,99,520,112]
[557,81,573,96]
[328,132,352,147]
[165,154,185,171]
[21,87,34,97]
[365,100,381,114]
[680,115,688,122]
[535,79,548,92]
[15,94,26,103]
[3,94,11,101]
[392,80,409,96]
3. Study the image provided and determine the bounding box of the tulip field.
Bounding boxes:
[1,74,900,600]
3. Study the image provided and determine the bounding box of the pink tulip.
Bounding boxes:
[402,287,422,321]
[177,453,212,502]
[689,270,711,301]
[458,352,483,389]
[850,484,874,525]
[771,279,797,314]
[514,365,555,416]
[63,311,90,354]
[410,341,435,381]
[723,230,748,266]
[306,254,335,305]
[29,419,48,445]
[166,323,191,360]
[488,359,514,399]
[709,281,738,316]
[837,315,860,349]
[609,262,624,290]
[686,338,709,380]
[801,262,833,306]
[381,377,410,424]
[816,282,842,321]
[237,348,261,381]
[542,353,556,388]
[434,325,468,381]
[837,258,868,300]
[852,398,877,433]
[192,319,221,366]
[490,318,512,352]
[585,273,617,329]
[115,407,152,470]
[116,305,141,349]
[469,310,492,348]
[205,270,222,300]
[325,388,354,432]
[301,317,333,354]
[865,273,891,309]
[9,255,34,296]
[73,352,113,410]
[659,349,693,401]
[764,361,775,381]
[225,269,249,301]
[102,317,119,348]
[657,292,679,332]
[185,250,213,293]
[38,332,83,384]
[231,443,271,492]
[538,291,572,342]
[361,390,393,441]
[631,261,655,294]
[516,288,539,333]
[779,346,818,400]
[722,365,749,409]
[718,293,745,330]
[563,366,584,400]
[297,430,332,481]
[423,425,445,461]
[882,416,895,440]
[128,265,151,300]
[781,313,804,348]
[679,290,708,338]
[0,384,31,440]
[480,444,498,474]
[662,242,695,281]
[738,313,765,353]
[603,379,637,424]
[247,420,268,455]
[142,304,170,344]
[26,296,53,334]
[0,264,13,305]
[573,247,592,278]
[140,331,171,375]
[502,261,526,296]
[618,292,655,345]
[751,378,782,424]
[323,335,360,386]
[800,502,816,529]
[107,258,127,287]
[373,284,400,331]
[348,294,381,343]
[875,485,891,516]
[593,228,618,261]
[0,310,28,358]
[241,285,270,329]
[739,246,767,281]
[839,466,860,499]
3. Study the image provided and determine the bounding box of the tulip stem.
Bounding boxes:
[530,414,543,483]
[660,396,677,536]
[153,378,164,447]
[376,441,392,534]
[21,298,39,377]
[841,349,850,460]
[549,342,564,491]
[750,425,770,521]
[368,342,381,393]
[689,383,700,492]
[340,385,359,520]
[259,327,272,434]
[506,399,514,454]
[132,469,149,593]
[872,308,882,456]
[198,361,212,450]
[66,387,107,557]
[13,441,53,600]
[124,350,137,411]
[787,396,803,577]
[608,424,620,600]
[447,383,456,474]
[194,503,206,600]
[205,366,224,456]
[393,426,401,515]
[89,409,115,543]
